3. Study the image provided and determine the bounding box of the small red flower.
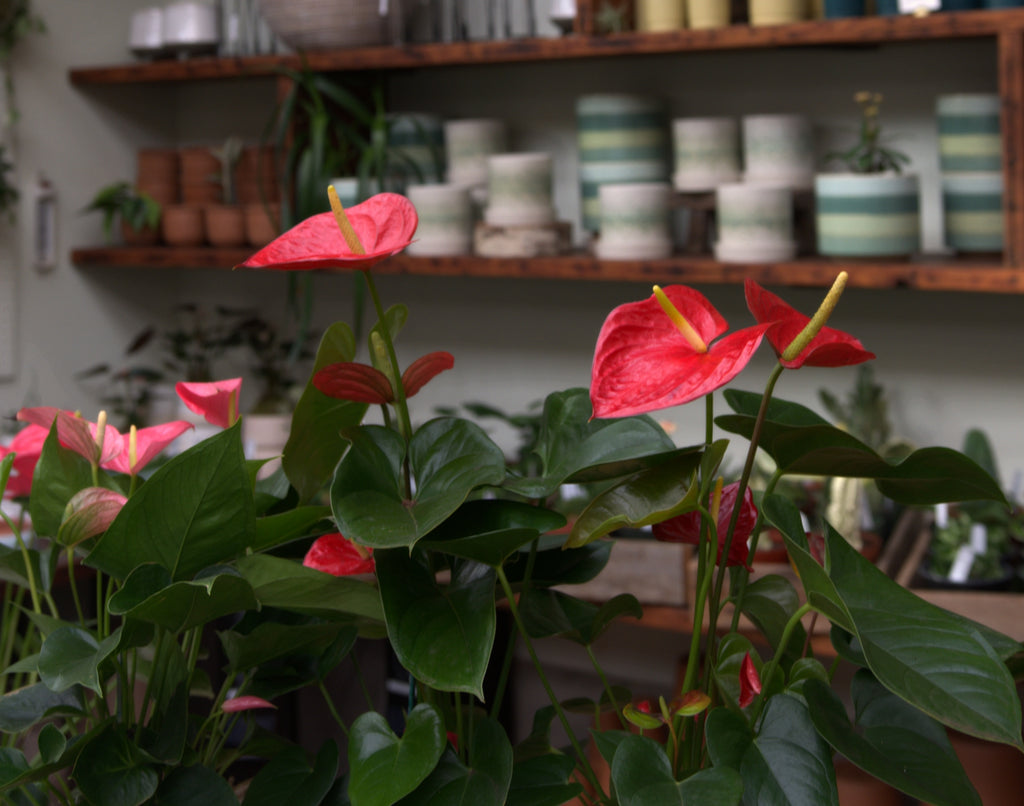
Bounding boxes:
[176,378,242,429]
[222,696,277,713]
[17,407,122,467]
[653,482,757,569]
[744,279,875,369]
[738,652,762,708]
[105,421,194,476]
[313,352,455,405]
[236,193,418,273]
[303,533,375,576]
[590,285,768,419]
[0,424,48,498]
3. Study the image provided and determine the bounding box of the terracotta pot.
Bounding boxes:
[179,146,222,205]
[120,219,160,247]
[236,145,279,205]
[161,204,206,247]
[243,202,281,246]
[136,148,180,205]
[205,204,246,247]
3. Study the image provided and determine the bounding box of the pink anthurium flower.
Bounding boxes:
[0,424,48,498]
[744,279,875,369]
[222,695,277,713]
[652,482,757,569]
[17,407,122,467]
[175,378,242,429]
[303,533,375,576]
[236,193,418,272]
[591,285,769,419]
[105,421,194,476]
[58,487,127,547]
[314,351,455,405]
[738,652,762,708]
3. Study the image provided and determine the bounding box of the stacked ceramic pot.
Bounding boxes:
[672,117,741,193]
[388,113,446,190]
[714,183,796,263]
[577,94,670,234]
[596,182,674,260]
[937,93,1004,254]
[741,114,815,191]
[405,183,474,256]
[445,118,508,200]
[484,153,556,228]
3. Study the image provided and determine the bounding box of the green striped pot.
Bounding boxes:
[936,94,1001,174]
[942,173,1003,254]
[814,173,920,257]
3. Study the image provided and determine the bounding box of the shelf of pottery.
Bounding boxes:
[380,91,1002,264]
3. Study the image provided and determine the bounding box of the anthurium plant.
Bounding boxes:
[0,191,1020,806]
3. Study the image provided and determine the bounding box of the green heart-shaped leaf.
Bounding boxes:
[504,537,611,587]
[740,573,807,667]
[507,753,582,806]
[519,588,641,646]
[38,624,150,695]
[244,740,339,806]
[252,505,332,553]
[611,733,742,806]
[283,322,369,503]
[29,427,97,539]
[0,682,82,733]
[348,706,445,806]
[220,621,356,675]
[331,419,506,549]
[73,722,159,806]
[152,764,239,806]
[377,550,494,697]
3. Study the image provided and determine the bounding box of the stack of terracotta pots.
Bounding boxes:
[236,145,281,247]
[159,146,219,247]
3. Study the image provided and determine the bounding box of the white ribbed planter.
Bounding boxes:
[260,0,388,50]
[814,173,920,258]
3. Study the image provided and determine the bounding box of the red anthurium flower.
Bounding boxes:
[314,351,455,405]
[105,421,194,476]
[653,482,757,569]
[0,424,48,498]
[744,279,875,369]
[738,652,762,708]
[17,407,122,466]
[591,285,768,418]
[222,696,277,713]
[236,193,418,272]
[58,487,127,546]
[176,378,242,429]
[303,533,375,576]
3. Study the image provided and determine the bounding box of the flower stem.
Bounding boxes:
[586,644,627,730]
[318,678,349,736]
[361,270,414,447]
[750,602,813,723]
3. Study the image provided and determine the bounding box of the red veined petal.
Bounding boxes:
[105,421,194,475]
[653,482,757,569]
[401,352,454,398]
[314,362,394,404]
[18,407,122,466]
[744,279,875,369]
[176,378,242,429]
[222,696,277,713]
[303,533,375,576]
[59,487,127,546]
[236,194,418,272]
[738,652,762,708]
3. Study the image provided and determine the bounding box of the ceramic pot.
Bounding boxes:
[636,0,686,30]
[742,114,815,190]
[179,146,221,205]
[445,119,507,191]
[205,204,246,246]
[136,148,180,205]
[388,113,446,188]
[687,0,731,27]
[748,0,807,25]
[823,0,865,16]
[714,183,796,262]
[259,0,390,49]
[936,93,1002,174]
[874,0,900,13]
[121,219,161,247]
[596,182,673,260]
[814,172,920,257]
[235,145,278,206]
[405,183,474,256]
[243,202,281,246]
[160,204,205,246]
[942,173,1004,254]
[672,117,741,191]
[484,153,556,228]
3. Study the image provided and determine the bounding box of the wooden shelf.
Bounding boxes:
[70,247,1022,293]
[69,9,1024,86]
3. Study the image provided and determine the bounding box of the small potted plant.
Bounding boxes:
[82,180,162,245]
[205,135,246,246]
[815,91,921,258]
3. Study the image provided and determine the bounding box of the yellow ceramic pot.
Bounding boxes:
[637,0,686,30]
[748,0,807,25]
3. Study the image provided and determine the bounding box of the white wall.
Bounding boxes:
[3,0,1023,492]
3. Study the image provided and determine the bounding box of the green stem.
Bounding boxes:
[350,648,377,712]
[4,510,39,614]
[681,504,716,697]
[750,602,814,724]
[361,270,413,445]
[490,539,539,720]
[585,645,627,730]
[496,567,607,802]
[318,678,349,736]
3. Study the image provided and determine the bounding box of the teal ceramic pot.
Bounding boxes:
[577,94,670,231]
[824,0,865,17]
[874,0,900,14]
[387,113,446,186]
[942,173,1003,254]
[814,173,920,257]
[941,0,979,9]
[936,94,1002,173]
[984,0,1024,8]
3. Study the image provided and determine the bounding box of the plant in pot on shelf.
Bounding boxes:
[920,428,1023,590]
[815,91,921,258]
[206,135,246,247]
[83,180,162,246]
[1,191,1023,806]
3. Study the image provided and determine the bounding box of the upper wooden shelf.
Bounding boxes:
[70,247,1022,293]
[68,8,1024,86]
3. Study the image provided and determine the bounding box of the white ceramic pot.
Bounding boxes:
[637,0,686,30]
[484,153,556,228]
[596,182,674,260]
[714,183,796,262]
[672,117,741,192]
[405,183,474,256]
[742,114,815,190]
[445,119,507,190]
[936,93,1002,174]
[941,172,1003,254]
[815,172,920,257]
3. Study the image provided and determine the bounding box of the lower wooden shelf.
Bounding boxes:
[70,247,1023,293]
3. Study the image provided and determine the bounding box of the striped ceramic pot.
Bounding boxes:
[814,173,920,257]
[577,94,670,232]
[936,94,1002,174]
[942,173,1003,254]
